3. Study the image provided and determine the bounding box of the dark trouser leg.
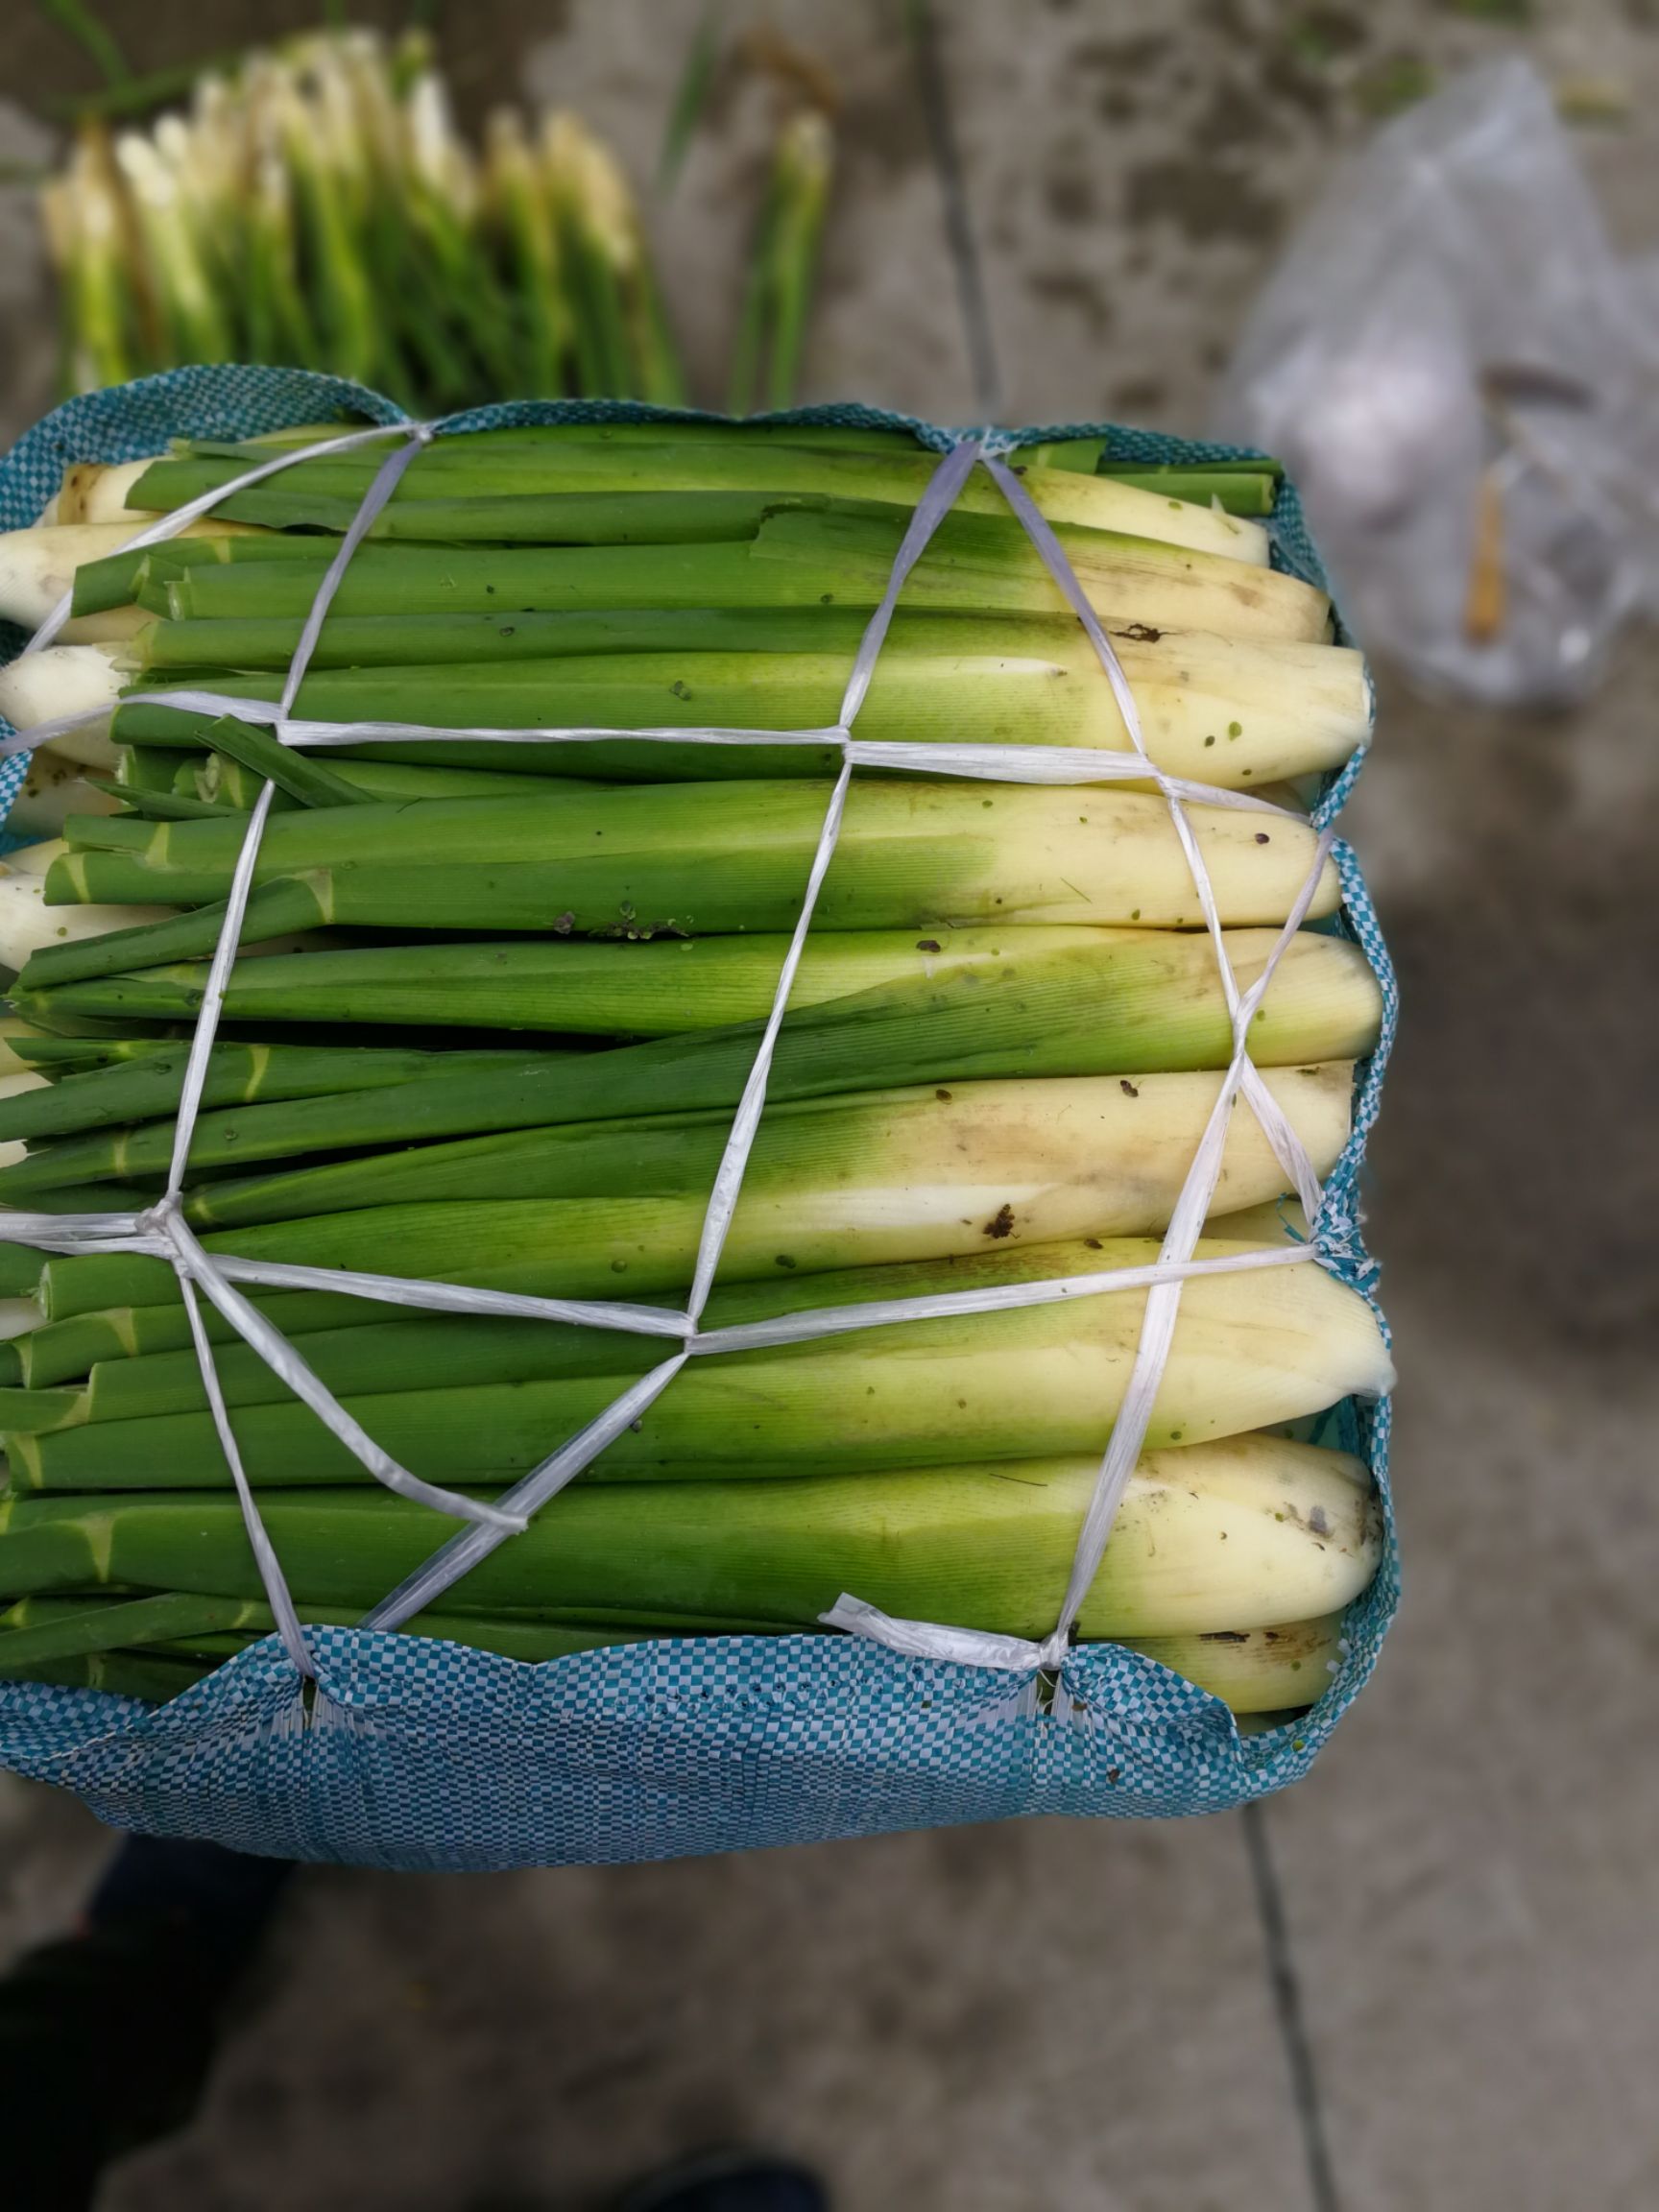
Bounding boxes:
[0,1834,293,2211]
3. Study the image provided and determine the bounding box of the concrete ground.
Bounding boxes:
[2,2,1657,2206]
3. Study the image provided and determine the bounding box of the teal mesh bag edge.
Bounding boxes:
[0,367,1397,1871]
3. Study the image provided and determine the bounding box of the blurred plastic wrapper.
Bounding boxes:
[1217,59,1659,707]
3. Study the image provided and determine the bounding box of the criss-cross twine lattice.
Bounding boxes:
[0,420,1346,1685]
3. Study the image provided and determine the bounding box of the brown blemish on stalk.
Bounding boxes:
[983,1203,1015,1239]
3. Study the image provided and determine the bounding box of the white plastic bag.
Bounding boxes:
[1217,59,1659,706]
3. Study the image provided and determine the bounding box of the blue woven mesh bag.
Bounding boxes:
[0,368,1396,1870]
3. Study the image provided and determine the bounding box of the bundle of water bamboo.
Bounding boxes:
[0,418,1387,1718]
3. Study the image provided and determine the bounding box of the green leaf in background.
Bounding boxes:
[36,0,130,86]
[659,0,725,193]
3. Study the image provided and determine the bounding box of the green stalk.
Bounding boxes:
[11,1149,1316,1392]
[16,1286,464,1387]
[484,108,567,399]
[1099,457,1281,481]
[204,420,933,456]
[405,70,525,397]
[243,129,325,374]
[0,1647,208,1701]
[4,1232,1389,1489]
[193,755,611,808]
[0,1593,1343,1713]
[117,629,1369,793]
[131,602,1072,672]
[141,486,837,544]
[762,111,833,411]
[198,431,1268,490]
[6,1036,143,1074]
[0,1182,158,1214]
[349,54,481,410]
[118,541,821,620]
[108,671,1284,788]
[23,1202,1043,1382]
[726,163,774,420]
[32,791,1344,991]
[0,1594,778,1662]
[131,509,1324,645]
[175,1062,1349,1239]
[43,781,1336,926]
[0,1590,254,1666]
[0,1039,550,1145]
[1099,468,1278,516]
[72,478,1276,620]
[41,132,140,393]
[150,1622,724,1660]
[73,1310,663,1423]
[191,756,606,809]
[0,1247,45,1298]
[73,532,317,617]
[116,743,199,793]
[24,1065,1339,1305]
[126,435,1270,565]
[276,70,379,389]
[89,780,236,824]
[192,714,373,809]
[32,1159,1354,1432]
[14,927,1118,1038]
[0,1432,1382,1640]
[542,111,687,401]
[754,507,1328,642]
[0,1030,156,1073]
[621,203,690,407]
[7,930,1382,1215]
[112,129,234,369]
[1020,440,1105,474]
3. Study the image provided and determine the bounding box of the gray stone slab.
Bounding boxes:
[1265,1332,1659,2212]
[1271,649,1659,2210]
[934,0,1659,434]
[104,1812,1308,2212]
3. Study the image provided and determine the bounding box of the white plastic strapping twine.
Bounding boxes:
[0,419,1343,1688]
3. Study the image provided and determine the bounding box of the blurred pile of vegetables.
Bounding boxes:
[38,24,835,414]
